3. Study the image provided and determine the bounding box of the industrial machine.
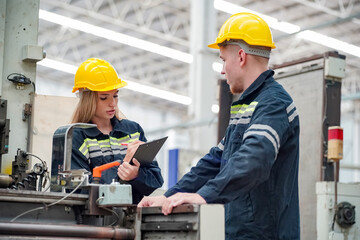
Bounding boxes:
[0,122,225,239]
[273,51,359,240]
[0,1,225,239]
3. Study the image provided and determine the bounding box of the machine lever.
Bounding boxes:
[92,160,121,183]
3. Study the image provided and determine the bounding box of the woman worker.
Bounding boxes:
[70,58,163,204]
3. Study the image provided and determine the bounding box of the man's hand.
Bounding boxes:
[138,195,167,207]
[162,193,206,215]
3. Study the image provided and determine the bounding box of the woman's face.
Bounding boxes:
[92,89,119,122]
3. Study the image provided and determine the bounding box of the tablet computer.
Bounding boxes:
[131,136,168,165]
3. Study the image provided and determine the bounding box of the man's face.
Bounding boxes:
[93,89,119,122]
[219,45,244,94]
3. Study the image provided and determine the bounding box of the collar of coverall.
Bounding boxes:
[218,40,271,59]
[237,69,274,102]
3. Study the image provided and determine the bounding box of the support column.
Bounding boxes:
[0,1,5,93]
[1,0,41,173]
[188,0,217,152]
[354,100,360,181]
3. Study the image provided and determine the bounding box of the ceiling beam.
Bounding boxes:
[41,0,189,47]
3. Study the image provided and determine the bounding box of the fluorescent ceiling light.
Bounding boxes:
[212,62,222,73]
[39,58,77,74]
[211,104,219,114]
[214,0,300,34]
[214,0,360,58]
[39,10,193,64]
[298,30,360,57]
[125,81,192,105]
[37,58,192,106]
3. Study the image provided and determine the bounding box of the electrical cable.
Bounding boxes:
[10,177,86,222]
[43,171,51,192]
[95,196,105,205]
[31,81,36,93]
[26,152,51,192]
[7,73,32,85]
[26,153,46,168]
[331,209,337,231]
[7,73,36,93]
[96,196,120,226]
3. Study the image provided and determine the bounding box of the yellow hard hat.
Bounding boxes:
[208,12,276,49]
[72,58,127,93]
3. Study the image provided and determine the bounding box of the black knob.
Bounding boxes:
[336,201,356,228]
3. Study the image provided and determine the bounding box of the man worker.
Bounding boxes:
[138,12,300,240]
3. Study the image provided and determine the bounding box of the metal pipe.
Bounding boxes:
[334,161,340,209]
[0,188,88,205]
[340,164,360,170]
[0,222,135,239]
[63,123,97,172]
[0,174,14,188]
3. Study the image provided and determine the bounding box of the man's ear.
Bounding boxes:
[238,49,246,65]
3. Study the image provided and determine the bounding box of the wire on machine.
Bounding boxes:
[10,177,86,222]
[26,152,51,192]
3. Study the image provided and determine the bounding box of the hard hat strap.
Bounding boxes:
[76,88,91,98]
[221,40,271,59]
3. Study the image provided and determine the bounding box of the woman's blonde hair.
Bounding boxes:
[71,90,122,123]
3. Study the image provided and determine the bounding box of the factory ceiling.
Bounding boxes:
[37,0,360,114]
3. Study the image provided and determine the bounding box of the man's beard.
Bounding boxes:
[230,85,243,95]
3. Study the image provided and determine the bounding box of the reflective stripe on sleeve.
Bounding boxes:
[217,138,225,151]
[243,124,280,157]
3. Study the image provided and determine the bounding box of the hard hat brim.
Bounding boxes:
[72,79,128,93]
[208,43,220,49]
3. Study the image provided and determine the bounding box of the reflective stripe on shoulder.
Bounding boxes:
[110,132,141,146]
[287,102,298,123]
[243,124,280,157]
[230,101,258,125]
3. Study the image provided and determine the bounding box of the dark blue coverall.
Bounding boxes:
[165,70,300,239]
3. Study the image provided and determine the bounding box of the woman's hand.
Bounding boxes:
[122,140,143,163]
[118,158,140,181]
[118,140,143,181]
